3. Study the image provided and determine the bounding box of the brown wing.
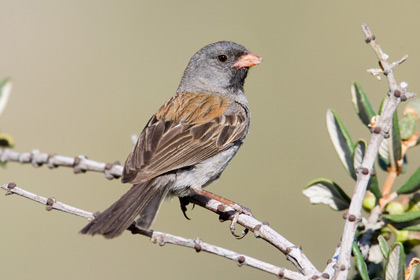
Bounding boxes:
[122,92,249,184]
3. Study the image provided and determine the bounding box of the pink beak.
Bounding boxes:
[233,52,263,68]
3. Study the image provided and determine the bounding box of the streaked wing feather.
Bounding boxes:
[122,92,248,184]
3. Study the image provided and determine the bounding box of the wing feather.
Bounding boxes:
[122,92,249,184]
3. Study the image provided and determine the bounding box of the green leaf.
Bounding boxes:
[353,139,381,198]
[391,112,402,167]
[326,109,356,180]
[353,241,370,280]
[406,258,420,280]
[378,112,402,172]
[400,115,417,140]
[397,166,420,194]
[376,97,390,172]
[353,139,366,171]
[385,242,405,280]
[402,225,420,231]
[0,78,12,117]
[369,173,381,199]
[303,178,350,210]
[383,211,420,222]
[378,96,386,115]
[405,98,420,118]
[378,235,389,259]
[351,82,376,127]
[378,154,390,171]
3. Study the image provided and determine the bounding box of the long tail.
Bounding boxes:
[81,179,169,239]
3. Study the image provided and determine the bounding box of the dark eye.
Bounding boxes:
[217,55,228,62]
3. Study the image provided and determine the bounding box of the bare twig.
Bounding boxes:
[334,24,416,280]
[323,245,340,278]
[358,205,385,259]
[0,183,93,219]
[188,196,318,276]
[0,147,319,276]
[150,232,306,280]
[0,182,306,280]
[0,148,123,180]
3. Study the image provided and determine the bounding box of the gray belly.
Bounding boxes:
[168,144,241,197]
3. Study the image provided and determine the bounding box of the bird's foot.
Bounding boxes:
[179,197,192,220]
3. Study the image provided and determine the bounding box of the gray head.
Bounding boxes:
[177,41,262,95]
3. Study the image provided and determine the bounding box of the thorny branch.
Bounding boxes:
[0,183,305,280]
[333,24,416,280]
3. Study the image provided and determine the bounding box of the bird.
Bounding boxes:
[81,41,262,238]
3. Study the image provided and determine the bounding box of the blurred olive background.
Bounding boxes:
[1,1,420,279]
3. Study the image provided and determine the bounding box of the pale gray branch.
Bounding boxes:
[188,195,319,276]
[0,182,305,280]
[151,232,306,280]
[0,147,319,276]
[0,148,123,180]
[334,23,416,280]
[0,183,94,219]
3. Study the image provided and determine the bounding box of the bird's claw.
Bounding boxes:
[179,197,191,220]
[229,212,249,239]
[232,203,253,217]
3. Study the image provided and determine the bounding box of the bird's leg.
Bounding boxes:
[192,188,253,217]
[191,188,251,239]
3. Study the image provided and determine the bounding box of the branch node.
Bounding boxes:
[73,156,87,174]
[193,237,203,252]
[278,268,284,279]
[371,126,381,134]
[194,243,202,253]
[5,182,16,195]
[347,214,356,222]
[157,234,165,246]
[46,197,56,211]
[46,154,58,169]
[104,161,121,180]
[216,204,231,222]
[365,35,375,43]
[321,273,330,279]
[151,236,157,244]
[237,255,245,266]
[31,149,43,167]
[253,224,262,238]
[217,204,226,213]
[105,162,113,170]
